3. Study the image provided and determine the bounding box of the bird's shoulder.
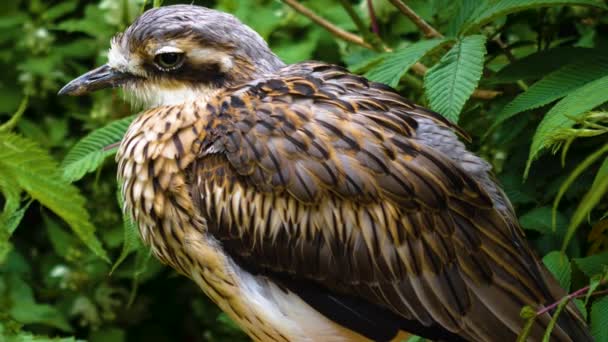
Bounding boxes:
[199,61,493,205]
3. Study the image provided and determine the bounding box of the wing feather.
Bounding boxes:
[189,62,589,341]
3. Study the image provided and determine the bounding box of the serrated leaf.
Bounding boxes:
[573,252,608,277]
[526,75,608,175]
[543,251,571,291]
[461,0,606,34]
[61,115,135,182]
[365,38,449,87]
[492,55,608,130]
[0,133,109,261]
[520,206,567,233]
[591,296,608,342]
[490,47,603,84]
[424,35,486,122]
[447,0,487,37]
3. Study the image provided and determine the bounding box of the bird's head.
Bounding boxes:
[58,5,284,107]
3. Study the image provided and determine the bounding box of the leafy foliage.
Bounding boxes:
[365,38,449,87]
[0,133,108,262]
[492,54,608,130]
[1,0,607,341]
[424,35,486,122]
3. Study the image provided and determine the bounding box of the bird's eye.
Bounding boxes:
[154,53,185,70]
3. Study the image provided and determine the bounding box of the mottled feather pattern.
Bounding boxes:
[118,61,588,341]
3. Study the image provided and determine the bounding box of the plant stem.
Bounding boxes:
[0,96,29,133]
[282,0,373,49]
[337,0,384,51]
[387,0,442,38]
[366,0,380,36]
[536,278,607,316]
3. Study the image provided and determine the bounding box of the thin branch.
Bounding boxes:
[282,0,372,49]
[387,0,443,38]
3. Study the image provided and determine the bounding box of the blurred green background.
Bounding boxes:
[1,0,607,341]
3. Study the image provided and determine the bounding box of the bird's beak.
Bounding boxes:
[58,64,132,96]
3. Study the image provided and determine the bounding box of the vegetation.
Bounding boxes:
[1,0,607,341]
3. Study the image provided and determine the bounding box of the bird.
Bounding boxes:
[59,4,592,342]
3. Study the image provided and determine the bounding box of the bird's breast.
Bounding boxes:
[116,101,209,271]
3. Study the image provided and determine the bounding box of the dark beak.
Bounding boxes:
[58,64,132,96]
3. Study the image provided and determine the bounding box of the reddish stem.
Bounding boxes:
[366,0,380,36]
[536,279,607,316]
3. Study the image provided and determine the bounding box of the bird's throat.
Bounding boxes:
[125,82,220,109]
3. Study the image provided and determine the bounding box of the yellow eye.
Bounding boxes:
[154,52,184,70]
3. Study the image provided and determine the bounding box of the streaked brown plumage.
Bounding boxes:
[59,5,592,342]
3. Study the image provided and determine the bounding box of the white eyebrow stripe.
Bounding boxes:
[188,48,234,72]
[155,46,184,54]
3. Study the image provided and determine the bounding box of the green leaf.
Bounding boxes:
[552,144,608,231]
[492,55,608,130]
[591,157,608,191]
[564,160,608,250]
[461,0,606,34]
[111,190,143,273]
[591,296,608,342]
[45,215,83,261]
[543,251,571,291]
[61,115,135,182]
[424,35,487,122]
[2,202,30,236]
[7,275,72,332]
[574,252,608,277]
[365,38,449,87]
[447,0,486,37]
[42,1,78,22]
[490,47,603,84]
[0,133,109,261]
[526,75,608,175]
[520,206,567,234]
